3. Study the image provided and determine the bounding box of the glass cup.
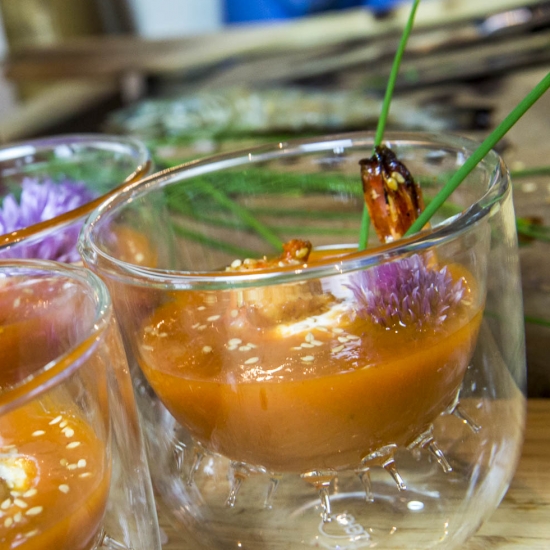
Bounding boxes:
[0,259,161,550]
[0,134,151,262]
[79,132,527,549]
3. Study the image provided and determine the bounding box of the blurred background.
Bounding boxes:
[0,0,548,397]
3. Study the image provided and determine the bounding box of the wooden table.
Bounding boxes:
[159,399,550,549]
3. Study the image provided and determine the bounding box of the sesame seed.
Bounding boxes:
[59,485,70,494]
[63,428,75,438]
[198,325,207,331]
[385,176,398,191]
[14,511,22,523]
[13,297,21,308]
[60,459,68,467]
[197,306,206,311]
[317,327,329,332]
[392,171,405,184]
[32,431,45,437]
[291,346,302,350]
[26,507,43,516]
[231,259,242,269]
[144,326,153,333]
[25,530,39,538]
[231,310,238,318]
[79,472,92,478]
[332,328,344,334]
[202,346,212,353]
[14,499,27,508]
[311,340,324,346]
[158,332,168,338]
[1,499,11,510]
[331,345,344,353]
[49,416,63,425]
[23,489,37,498]
[305,333,314,343]
[66,442,81,449]
[77,459,87,469]
[338,336,348,343]
[227,345,237,351]
[9,492,20,497]
[59,420,68,429]
[301,343,314,348]
[229,338,242,346]
[239,345,251,351]
[4,517,13,527]
[347,334,361,340]
[67,464,78,471]
[207,315,220,322]
[247,343,257,349]
[301,356,315,362]
[191,323,200,329]
[244,357,259,365]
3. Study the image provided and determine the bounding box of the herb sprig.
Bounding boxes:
[406,71,550,236]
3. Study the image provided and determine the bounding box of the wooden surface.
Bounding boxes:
[158,399,550,549]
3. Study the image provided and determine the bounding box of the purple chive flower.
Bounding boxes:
[0,177,97,263]
[347,254,466,329]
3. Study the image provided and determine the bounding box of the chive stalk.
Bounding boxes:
[359,0,421,250]
[198,180,283,252]
[406,71,550,236]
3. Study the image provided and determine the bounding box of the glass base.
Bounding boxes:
[147,393,521,550]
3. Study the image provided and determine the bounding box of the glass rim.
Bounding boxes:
[79,131,510,289]
[0,259,112,414]
[0,133,152,250]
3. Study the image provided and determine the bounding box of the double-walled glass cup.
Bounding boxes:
[0,134,151,262]
[0,260,161,550]
[80,133,526,549]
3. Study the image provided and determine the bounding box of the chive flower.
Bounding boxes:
[347,254,465,329]
[0,178,97,263]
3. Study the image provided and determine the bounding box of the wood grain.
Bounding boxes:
[158,399,550,549]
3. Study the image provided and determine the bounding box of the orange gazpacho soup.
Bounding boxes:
[0,279,110,549]
[138,251,482,473]
[0,404,110,549]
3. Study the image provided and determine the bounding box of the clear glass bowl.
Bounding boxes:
[0,259,161,550]
[0,134,151,262]
[79,132,526,550]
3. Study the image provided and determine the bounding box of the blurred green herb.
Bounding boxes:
[524,315,550,328]
[164,167,550,247]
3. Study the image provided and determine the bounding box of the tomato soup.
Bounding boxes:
[0,277,110,548]
[138,257,482,473]
[0,403,109,549]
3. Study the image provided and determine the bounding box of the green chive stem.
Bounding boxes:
[374,0,421,148]
[359,0,421,250]
[510,166,550,179]
[199,181,284,252]
[172,222,260,258]
[406,71,550,237]
[524,315,550,329]
[358,206,370,250]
